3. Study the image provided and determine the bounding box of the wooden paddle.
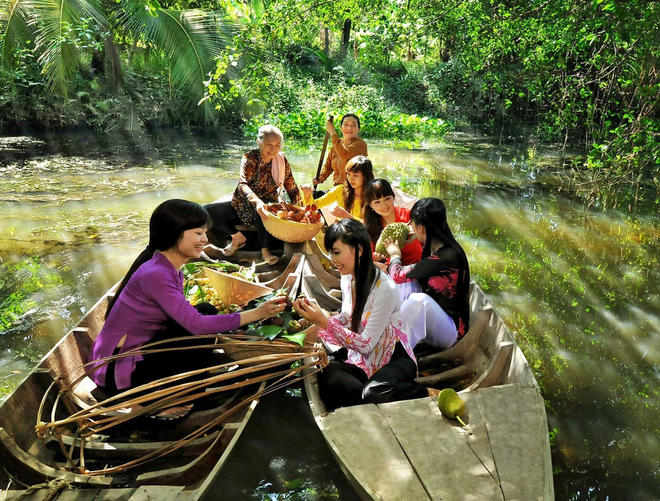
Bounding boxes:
[312,115,334,198]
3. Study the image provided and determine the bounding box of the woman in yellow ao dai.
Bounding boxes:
[301,155,374,222]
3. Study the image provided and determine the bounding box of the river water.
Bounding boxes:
[0,130,658,500]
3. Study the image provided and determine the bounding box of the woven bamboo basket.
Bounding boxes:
[263,215,324,243]
[205,267,273,308]
[218,326,320,361]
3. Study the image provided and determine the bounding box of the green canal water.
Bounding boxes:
[0,130,658,500]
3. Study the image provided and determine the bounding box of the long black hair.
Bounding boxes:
[410,197,471,327]
[106,199,211,318]
[363,178,396,245]
[343,155,374,216]
[410,198,456,258]
[324,219,377,333]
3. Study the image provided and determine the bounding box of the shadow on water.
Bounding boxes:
[1,130,659,499]
[205,385,360,501]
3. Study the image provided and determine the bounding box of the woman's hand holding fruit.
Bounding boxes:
[293,298,328,329]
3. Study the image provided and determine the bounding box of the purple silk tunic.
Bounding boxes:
[90,252,240,390]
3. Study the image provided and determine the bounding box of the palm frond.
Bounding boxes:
[1,0,33,67]
[117,2,236,123]
[28,0,109,95]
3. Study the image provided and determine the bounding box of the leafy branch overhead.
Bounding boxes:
[0,0,235,122]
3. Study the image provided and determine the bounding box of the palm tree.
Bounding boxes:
[0,0,234,125]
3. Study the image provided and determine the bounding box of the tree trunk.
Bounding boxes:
[339,18,351,61]
[324,27,330,56]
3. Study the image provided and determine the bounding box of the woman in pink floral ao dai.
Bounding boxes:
[293,219,427,409]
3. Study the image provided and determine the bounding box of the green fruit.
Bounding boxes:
[436,388,471,434]
[287,320,302,334]
[437,388,465,419]
[375,222,410,255]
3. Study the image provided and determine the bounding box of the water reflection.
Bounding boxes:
[1,131,658,499]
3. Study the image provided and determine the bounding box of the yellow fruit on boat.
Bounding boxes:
[437,388,465,418]
[437,388,471,433]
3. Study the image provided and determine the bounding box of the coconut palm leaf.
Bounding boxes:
[21,0,110,95]
[117,1,235,123]
[1,0,34,67]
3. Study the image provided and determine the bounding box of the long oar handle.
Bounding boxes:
[314,115,334,183]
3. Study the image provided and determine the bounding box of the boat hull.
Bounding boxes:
[300,248,554,501]
[0,256,308,500]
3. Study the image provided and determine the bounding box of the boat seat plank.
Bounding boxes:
[417,306,492,371]
[476,384,554,501]
[70,376,100,407]
[468,341,514,390]
[415,364,474,388]
[51,430,222,460]
[128,485,184,501]
[318,404,430,500]
[254,255,294,284]
[55,490,103,500]
[302,274,341,312]
[85,489,137,500]
[258,252,304,289]
[3,491,51,501]
[303,253,341,290]
[379,397,504,501]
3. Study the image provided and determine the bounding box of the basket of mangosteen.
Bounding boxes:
[262,202,324,243]
[217,291,319,362]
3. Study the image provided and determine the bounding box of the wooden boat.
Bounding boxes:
[0,255,314,500]
[300,248,555,500]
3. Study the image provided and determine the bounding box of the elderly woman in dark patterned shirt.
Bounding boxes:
[205,125,301,265]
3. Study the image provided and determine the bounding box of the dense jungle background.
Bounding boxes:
[2,0,658,203]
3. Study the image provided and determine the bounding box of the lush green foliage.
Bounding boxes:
[198,0,659,198]
[1,0,658,198]
[422,0,660,204]
[239,68,451,140]
[0,0,233,129]
[195,0,456,139]
[0,257,62,334]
